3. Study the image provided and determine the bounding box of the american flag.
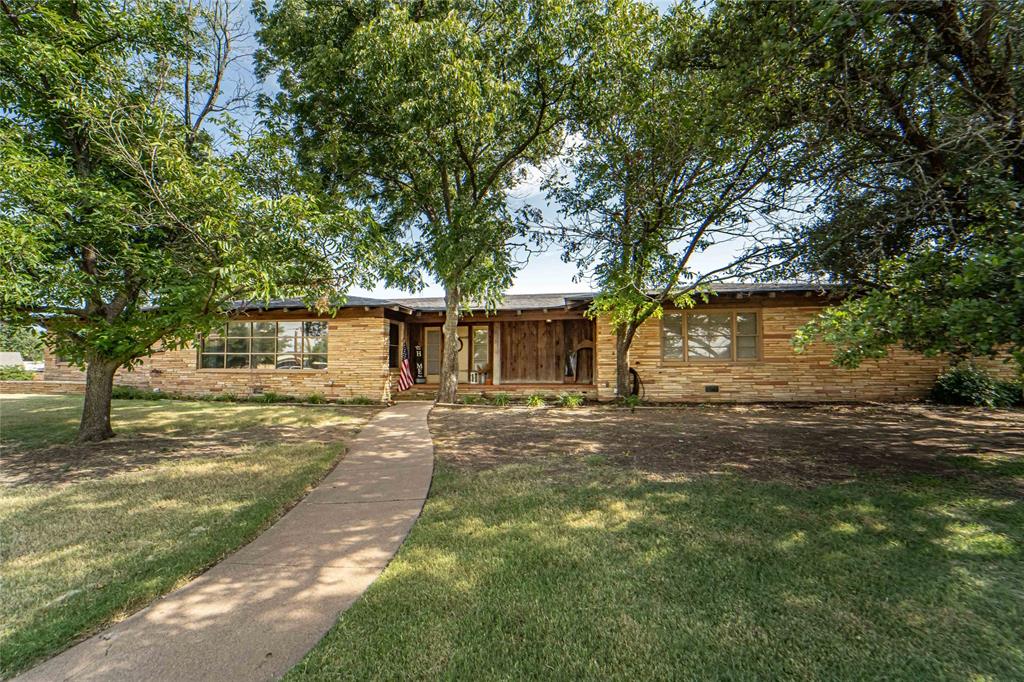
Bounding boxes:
[397,342,414,391]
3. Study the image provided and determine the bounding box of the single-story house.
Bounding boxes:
[40,283,1013,402]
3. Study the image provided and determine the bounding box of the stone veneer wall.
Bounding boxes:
[0,380,86,395]
[593,295,1019,403]
[43,309,392,401]
[37,297,1020,404]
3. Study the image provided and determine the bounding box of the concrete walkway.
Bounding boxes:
[19,402,435,682]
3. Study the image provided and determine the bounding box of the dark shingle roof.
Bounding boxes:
[232,283,837,313]
[229,295,395,312]
[388,292,595,312]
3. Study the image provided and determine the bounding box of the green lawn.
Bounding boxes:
[0,394,362,451]
[288,406,1024,680]
[0,395,376,678]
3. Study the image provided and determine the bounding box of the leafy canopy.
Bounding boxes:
[256,0,599,302]
[699,0,1024,367]
[0,0,367,369]
[547,0,803,335]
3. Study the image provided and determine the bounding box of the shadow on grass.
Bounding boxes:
[288,461,1023,680]
[0,441,344,678]
[429,404,1024,486]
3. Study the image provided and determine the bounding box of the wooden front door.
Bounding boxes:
[423,324,492,384]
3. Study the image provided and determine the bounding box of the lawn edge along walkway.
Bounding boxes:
[17,402,435,682]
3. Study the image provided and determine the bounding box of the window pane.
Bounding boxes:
[253,322,277,337]
[227,321,251,337]
[687,313,732,360]
[276,353,301,370]
[202,337,225,353]
[737,336,758,359]
[226,354,250,369]
[303,321,327,337]
[252,337,276,353]
[252,354,275,369]
[305,336,328,354]
[662,313,684,359]
[278,321,302,337]
[200,354,225,369]
[303,354,328,369]
[472,327,489,372]
[388,323,400,368]
[227,337,250,353]
[736,313,758,337]
[277,334,299,353]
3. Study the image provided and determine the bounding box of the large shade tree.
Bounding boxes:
[0,0,369,442]
[256,0,599,403]
[698,0,1024,368]
[546,0,805,397]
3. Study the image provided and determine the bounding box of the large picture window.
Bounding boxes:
[200,321,328,370]
[661,311,759,362]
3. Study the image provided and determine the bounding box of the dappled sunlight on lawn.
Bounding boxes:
[287,406,1024,680]
[0,395,373,453]
[0,396,377,677]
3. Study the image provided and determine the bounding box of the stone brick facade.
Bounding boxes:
[44,309,392,402]
[0,380,86,395]
[593,294,1019,402]
[38,293,1019,404]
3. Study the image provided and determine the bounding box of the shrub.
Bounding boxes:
[995,379,1024,407]
[461,394,481,405]
[250,391,295,404]
[557,392,584,408]
[345,396,377,405]
[490,392,511,407]
[208,392,237,402]
[620,394,642,408]
[111,386,167,400]
[0,365,34,381]
[526,393,546,407]
[305,393,328,404]
[931,364,1022,408]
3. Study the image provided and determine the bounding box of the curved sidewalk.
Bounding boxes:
[19,402,435,682]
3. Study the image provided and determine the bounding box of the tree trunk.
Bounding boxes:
[76,357,119,443]
[615,323,637,399]
[436,285,462,404]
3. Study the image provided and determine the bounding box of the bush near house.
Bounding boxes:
[0,365,34,380]
[931,365,1023,408]
[558,393,584,408]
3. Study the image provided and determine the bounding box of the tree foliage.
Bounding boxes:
[0,323,43,361]
[546,0,804,395]
[0,0,366,441]
[256,0,599,402]
[699,0,1024,367]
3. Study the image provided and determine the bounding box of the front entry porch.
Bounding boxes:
[405,317,596,389]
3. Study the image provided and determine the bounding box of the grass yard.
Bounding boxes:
[0,394,378,678]
[289,404,1024,680]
